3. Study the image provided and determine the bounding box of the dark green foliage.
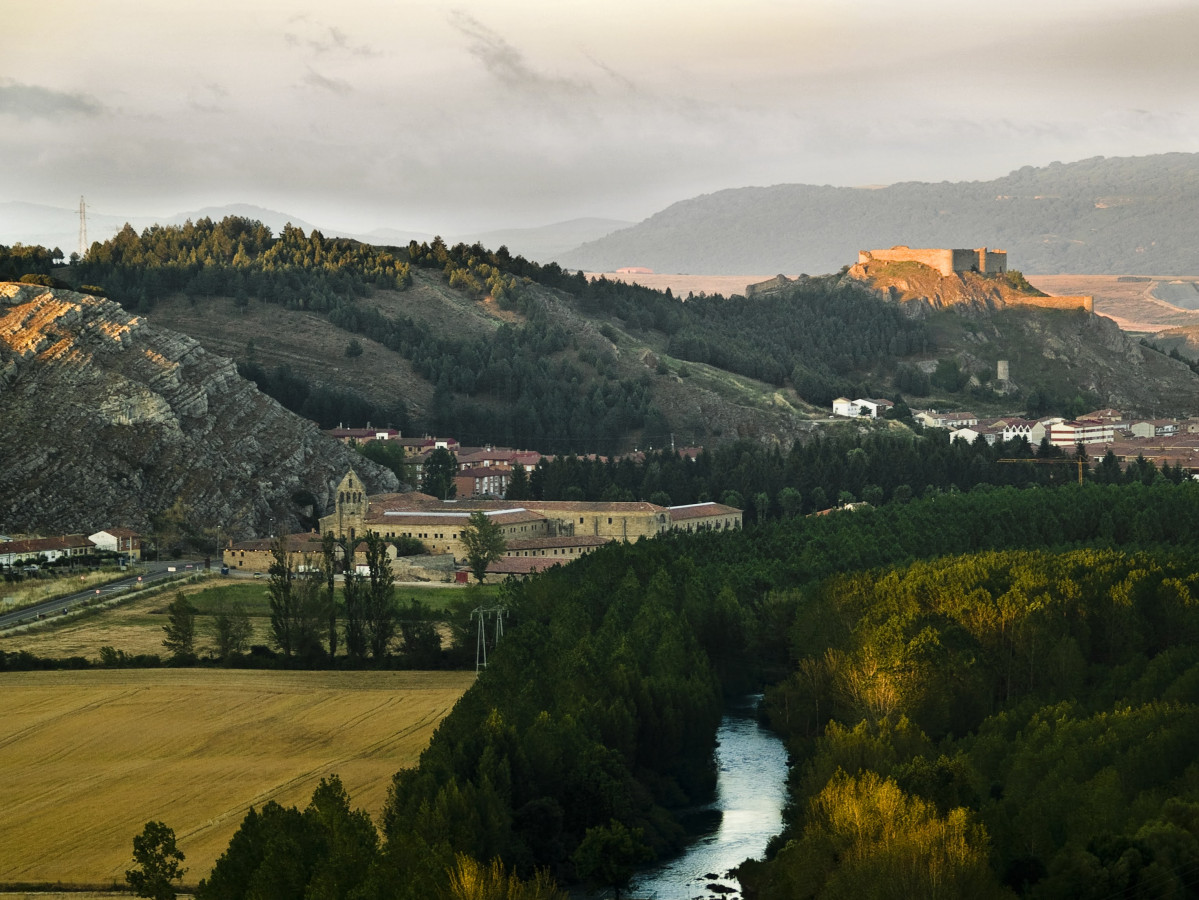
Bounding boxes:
[571,819,652,898]
[461,510,506,584]
[236,360,405,431]
[0,243,59,281]
[126,821,186,900]
[196,776,378,900]
[76,218,411,311]
[665,278,928,393]
[208,601,252,659]
[161,592,197,662]
[398,599,442,667]
[421,447,458,500]
[354,439,410,485]
[363,532,397,659]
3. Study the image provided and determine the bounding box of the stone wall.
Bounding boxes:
[1007,294,1093,312]
[857,246,1007,277]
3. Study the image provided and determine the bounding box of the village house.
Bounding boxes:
[456,446,542,471]
[1130,419,1180,439]
[454,465,512,498]
[832,398,894,419]
[0,534,94,567]
[222,533,327,573]
[915,410,979,429]
[87,527,142,560]
[326,424,401,444]
[1048,419,1115,448]
[950,424,1004,446]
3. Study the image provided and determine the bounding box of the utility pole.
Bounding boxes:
[78,196,87,259]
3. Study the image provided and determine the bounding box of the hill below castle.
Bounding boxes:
[7,215,1199,539]
[559,153,1199,276]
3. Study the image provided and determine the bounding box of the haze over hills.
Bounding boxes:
[12,153,1199,277]
[0,201,629,266]
[559,153,1199,277]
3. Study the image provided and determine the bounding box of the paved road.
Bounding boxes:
[0,562,204,631]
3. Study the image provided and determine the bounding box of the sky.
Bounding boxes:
[3,0,1199,236]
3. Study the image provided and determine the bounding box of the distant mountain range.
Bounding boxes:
[0,201,630,266]
[559,153,1199,276]
[9,152,1199,276]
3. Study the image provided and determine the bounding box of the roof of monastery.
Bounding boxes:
[668,502,742,521]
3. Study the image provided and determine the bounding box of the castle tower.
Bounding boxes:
[997,360,1010,382]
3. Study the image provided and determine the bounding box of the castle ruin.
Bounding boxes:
[857,246,1008,277]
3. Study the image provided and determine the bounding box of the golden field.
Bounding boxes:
[0,669,474,887]
[1,584,273,660]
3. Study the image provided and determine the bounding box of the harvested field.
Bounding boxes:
[1026,274,1199,332]
[0,669,474,886]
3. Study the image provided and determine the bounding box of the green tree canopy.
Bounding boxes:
[460,511,507,584]
[161,593,197,662]
[126,821,186,900]
[421,447,458,500]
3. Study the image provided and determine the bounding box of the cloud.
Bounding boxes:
[302,67,352,95]
[187,82,230,114]
[449,11,592,96]
[284,22,378,58]
[0,79,104,120]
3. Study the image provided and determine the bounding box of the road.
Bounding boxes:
[0,561,202,632]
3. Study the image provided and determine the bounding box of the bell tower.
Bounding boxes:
[334,469,367,538]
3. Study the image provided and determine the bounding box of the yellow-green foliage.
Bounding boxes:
[764,770,1003,900]
[443,854,567,900]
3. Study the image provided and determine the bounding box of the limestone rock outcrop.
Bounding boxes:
[0,283,397,539]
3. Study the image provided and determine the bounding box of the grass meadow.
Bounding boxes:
[2,576,497,660]
[0,668,474,887]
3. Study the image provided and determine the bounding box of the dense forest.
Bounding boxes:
[513,431,1187,523]
[124,479,1199,899]
[12,216,1162,452]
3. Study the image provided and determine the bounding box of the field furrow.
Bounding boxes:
[0,669,473,886]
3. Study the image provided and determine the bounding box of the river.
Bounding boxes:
[627,696,789,899]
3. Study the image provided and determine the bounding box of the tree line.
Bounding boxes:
[510,431,1189,524]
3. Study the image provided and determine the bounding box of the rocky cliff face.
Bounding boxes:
[0,283,398,539]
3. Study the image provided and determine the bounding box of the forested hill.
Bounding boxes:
[38,218,934,450]
[10,214,1197,461]
[559,152,1199,276]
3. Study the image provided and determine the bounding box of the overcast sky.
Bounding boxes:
[4,0,1199,235]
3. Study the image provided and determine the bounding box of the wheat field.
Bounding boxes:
[0,669,474,887]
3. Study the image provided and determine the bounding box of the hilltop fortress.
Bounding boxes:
[747,246,1092,313]
[856,245,1008,277]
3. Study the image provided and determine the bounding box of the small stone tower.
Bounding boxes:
[997,360,1010,382]
[332,469,367,541]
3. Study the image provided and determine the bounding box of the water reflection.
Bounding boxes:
[628,697,789,899]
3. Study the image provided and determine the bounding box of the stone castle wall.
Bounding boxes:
[857,246,1007,276]
[1007,294,1093,313]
